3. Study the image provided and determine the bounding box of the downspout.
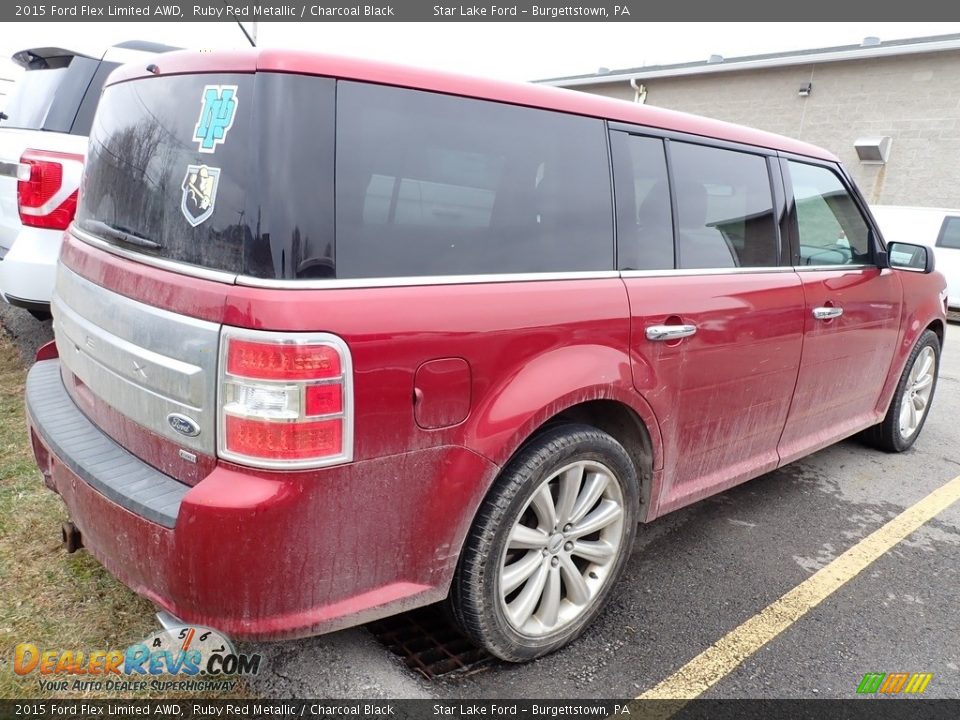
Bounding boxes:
[630,77,647,104]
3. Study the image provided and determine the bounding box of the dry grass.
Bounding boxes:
[0,332,248,699]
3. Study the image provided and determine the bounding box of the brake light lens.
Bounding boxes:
[224,416,343,460]
[226,339,341,380]
[218,329,353,469]
[18,150,84,230]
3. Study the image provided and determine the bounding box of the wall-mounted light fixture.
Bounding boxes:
[854,136,892,165]
[798,82,812,97]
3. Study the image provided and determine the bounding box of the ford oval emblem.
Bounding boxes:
[167,413,201,437]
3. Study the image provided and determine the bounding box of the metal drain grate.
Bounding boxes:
[367,606,494,680]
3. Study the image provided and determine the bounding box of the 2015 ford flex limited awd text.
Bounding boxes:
[25,49,947,662]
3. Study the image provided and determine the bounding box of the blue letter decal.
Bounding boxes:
[193,85,238,153]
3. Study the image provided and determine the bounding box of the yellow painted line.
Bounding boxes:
[638,473,960,702]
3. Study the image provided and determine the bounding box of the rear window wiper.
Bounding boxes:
[80,220,161,250]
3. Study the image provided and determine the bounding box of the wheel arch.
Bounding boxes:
[462,344,663,474]
[927,318,945,348]
[463,397,660,544]
[449,346,664,583]
[517,400,656,514]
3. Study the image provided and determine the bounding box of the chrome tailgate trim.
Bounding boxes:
[52,264,220,456]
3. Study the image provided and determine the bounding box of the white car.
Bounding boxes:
[872,205,960,321]
[0,42,174,317]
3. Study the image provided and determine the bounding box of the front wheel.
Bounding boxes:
[864,329,940,452]
[450,424,639,662]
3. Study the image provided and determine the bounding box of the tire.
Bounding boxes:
[450,424,639,662]
[863,329,940,452]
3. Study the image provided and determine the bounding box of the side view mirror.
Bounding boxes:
[882,242,935,273]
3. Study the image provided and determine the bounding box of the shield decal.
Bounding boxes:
[181,164,221,227]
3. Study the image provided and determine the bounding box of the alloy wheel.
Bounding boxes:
[497,460,625,637]
[899,345,936,439]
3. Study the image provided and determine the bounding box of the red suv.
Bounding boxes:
[26,49,946,662]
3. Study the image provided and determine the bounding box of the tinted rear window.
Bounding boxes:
[670,142,778,269]
[938,217,960,250]
[76,73,612,280]
[335,82,613,277]
[610,132,673,271]
[1,55,99,134]
[2,68,67,130]
[79,73,259,275]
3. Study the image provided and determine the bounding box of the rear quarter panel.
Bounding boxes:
[218,278,649,467]
[225,277,666,569]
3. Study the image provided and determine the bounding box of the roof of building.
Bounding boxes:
[539,33,960,87]
[106,48,837,161]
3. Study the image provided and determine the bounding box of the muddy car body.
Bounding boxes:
[26,49,946,661]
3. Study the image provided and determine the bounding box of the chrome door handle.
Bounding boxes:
[812,306,844,320]
[646,324,697,341]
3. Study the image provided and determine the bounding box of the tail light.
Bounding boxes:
[218,328,353,470]
[18,150,85,230]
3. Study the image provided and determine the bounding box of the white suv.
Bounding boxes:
[0,42,174,317]
[872,205,960,322]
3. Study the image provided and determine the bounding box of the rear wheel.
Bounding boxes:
[864,330,940,452]
[450,424,639,662]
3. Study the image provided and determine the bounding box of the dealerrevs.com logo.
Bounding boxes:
[14,625,262,693]
[856,672,934,695]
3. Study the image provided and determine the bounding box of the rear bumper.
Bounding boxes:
[0,225,61,308]
[27,359,497,640]
[4,294,51,314]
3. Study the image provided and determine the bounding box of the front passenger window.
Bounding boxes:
[788,161,871,266]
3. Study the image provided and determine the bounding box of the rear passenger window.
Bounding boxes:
[611,133,673,270]
[670,143,778,269]
[335,82,613,278]
[787,161,871,266]
[937,217,960,249]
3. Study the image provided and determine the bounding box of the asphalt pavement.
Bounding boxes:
[3,300,957,700]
